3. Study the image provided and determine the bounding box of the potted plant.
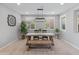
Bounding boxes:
[31,23,35,29]
[20,21,28,39]
[54,28,60,39]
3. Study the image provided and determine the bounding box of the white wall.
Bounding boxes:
[0,4,21,47]
[60,4,79,48]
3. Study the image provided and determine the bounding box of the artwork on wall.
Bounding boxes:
[60,15,66,30]
[7,15,16,26]
[45,19,55,29]
[49,19,55,29]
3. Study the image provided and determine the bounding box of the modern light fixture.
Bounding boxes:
[35,6,45,19]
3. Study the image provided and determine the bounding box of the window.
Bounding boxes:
[25,21,35,29]
[25,18,55,29]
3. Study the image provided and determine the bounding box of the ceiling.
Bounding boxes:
[2,3,79,15]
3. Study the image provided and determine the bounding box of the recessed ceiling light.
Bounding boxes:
[17,3,21,5]
[60,3,64,5]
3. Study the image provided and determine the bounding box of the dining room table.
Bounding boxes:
[26,33,55,50]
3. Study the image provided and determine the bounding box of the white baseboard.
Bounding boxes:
[0,39,18,49]
[61,39,79,50]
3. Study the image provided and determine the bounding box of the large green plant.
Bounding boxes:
[20,21,27,34]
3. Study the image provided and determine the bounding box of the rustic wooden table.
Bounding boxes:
[26,33,55,50]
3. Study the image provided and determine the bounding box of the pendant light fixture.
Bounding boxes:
[35,6,45,19]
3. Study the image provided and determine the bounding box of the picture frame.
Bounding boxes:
[60,15,66,31]
[7,15,16,26]
[75,10,79,32]
[76,15,79,32]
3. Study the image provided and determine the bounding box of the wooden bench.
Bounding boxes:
[27,40,52,45]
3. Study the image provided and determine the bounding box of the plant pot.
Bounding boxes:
[55,32,60,39]
[21,34,25,39]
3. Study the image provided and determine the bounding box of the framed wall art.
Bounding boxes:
[60,15,66,31]
[76,14,79,32]
[74,10,79,32]
[7,15,16,26]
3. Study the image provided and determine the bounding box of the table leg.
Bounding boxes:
[50,36,54,46]
[31,36,33,40]
[52,37,54,46]
[26,36,31,45]
[26,36,28,45]
[48,36,50,40]
[27,45,30,51]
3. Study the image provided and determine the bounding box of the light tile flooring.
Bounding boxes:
[0,39,79,55]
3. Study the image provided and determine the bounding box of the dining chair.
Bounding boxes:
[42,36,48,40]
[42,30,47,33]
[33,36,39,40]
[34,30,39,33]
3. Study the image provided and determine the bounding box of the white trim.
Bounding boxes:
[0,39,18,49]
[61,39,79,50]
